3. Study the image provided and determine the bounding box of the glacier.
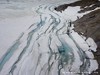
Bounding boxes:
[0,1,98,75]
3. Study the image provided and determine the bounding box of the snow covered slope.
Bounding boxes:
[0,0,98,75]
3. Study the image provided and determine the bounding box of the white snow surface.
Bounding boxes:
[0,0,98,75]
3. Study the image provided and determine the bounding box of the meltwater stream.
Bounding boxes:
[0,4,98,75]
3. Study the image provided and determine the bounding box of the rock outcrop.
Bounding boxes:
[74,9,100,75]
[55,0,100,75]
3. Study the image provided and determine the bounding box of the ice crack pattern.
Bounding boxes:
[0,4,98,75]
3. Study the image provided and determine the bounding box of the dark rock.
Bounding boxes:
[74,9,100,75]
[55,0,100,13]
[55,0,100,75]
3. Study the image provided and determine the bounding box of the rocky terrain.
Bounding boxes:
[55,0,100,75]
[74,8,100,75]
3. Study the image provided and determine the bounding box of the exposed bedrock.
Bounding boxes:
[55,0,100,75]
[74,9,100,75]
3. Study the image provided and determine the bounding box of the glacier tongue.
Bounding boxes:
[0,4,98,75]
